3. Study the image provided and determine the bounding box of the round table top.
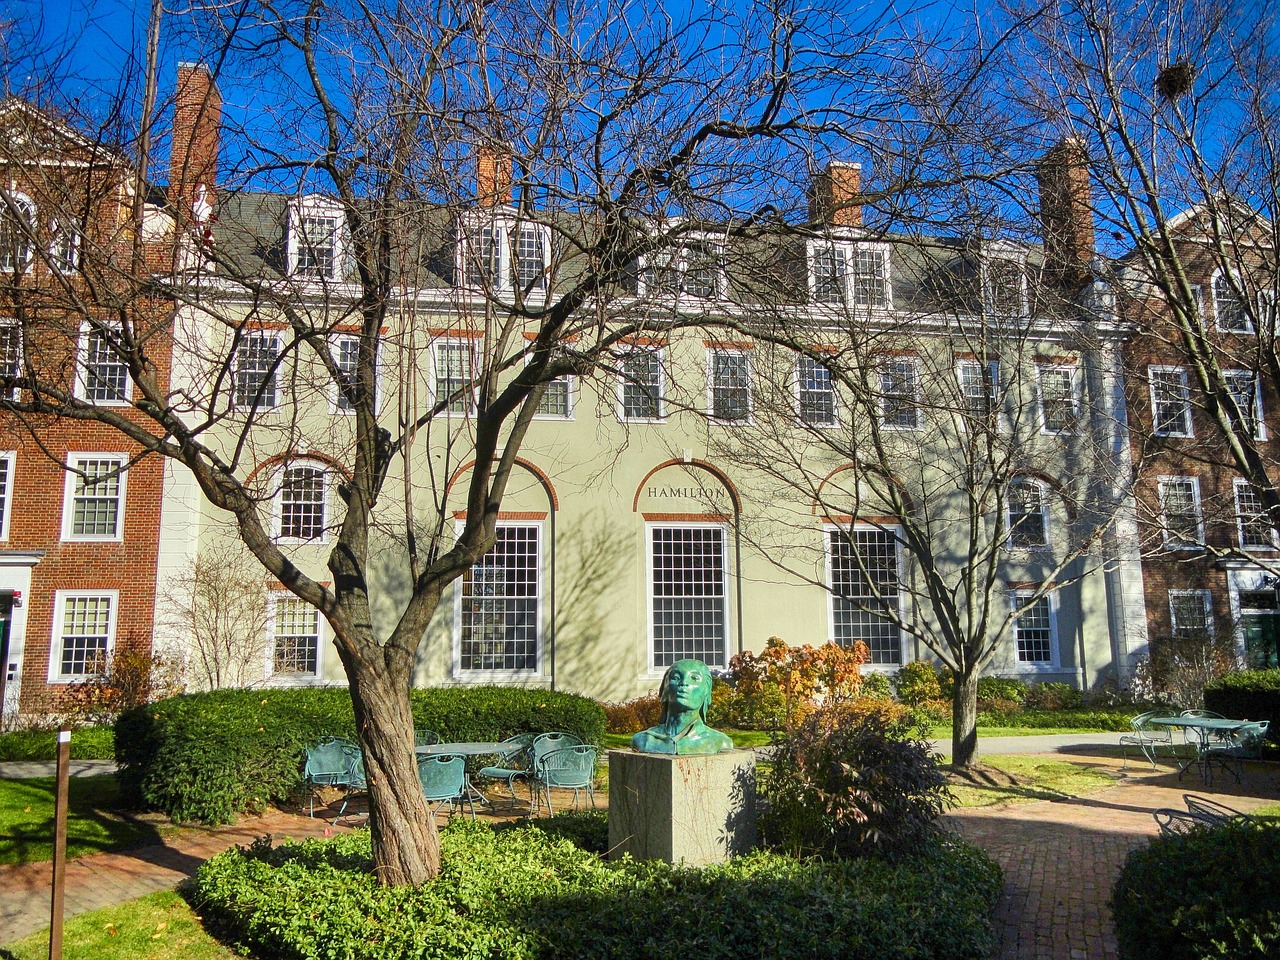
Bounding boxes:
[415,741,509,756]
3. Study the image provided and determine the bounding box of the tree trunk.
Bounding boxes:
[951,669,980,768]
[347,661,440,886]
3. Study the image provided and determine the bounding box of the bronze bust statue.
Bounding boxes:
[631,658,735,755]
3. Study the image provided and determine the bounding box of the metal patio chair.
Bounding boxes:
[475,733,538,809]
[302,737,366,818]
[1199,720,1270,787]
[414,729,442,747]
[417,754,474,818]
[531,744,598,817]
[1152,807,1220,836]
[1120,711,1173,769]
[1183,794,1255,826]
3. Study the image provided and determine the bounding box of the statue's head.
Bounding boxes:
[659,658,714,723]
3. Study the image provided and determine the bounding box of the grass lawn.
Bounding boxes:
[0,776,168,866]
[0,891,239,960]
[945,755,1118,807]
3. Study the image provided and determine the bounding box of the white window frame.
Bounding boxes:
[616,346,666,423]
[806,239,892,310]
[0,318,21,401]
[61,454,127,543]
[795,354,838,427]
[286,196,349,281]
[1157,476,1204,550]
[48,590,118,684]
[274,462,329,544]
[1007,477,1049,550]
[825,524,904,668]
[432,338,478,415]
[76,324,132,405]
[1036,364,1078,434]
[1224,369,1266,441]
[983,254,1029,317]
[1234,478,1276,550]
[638,239,725,301]
[266,591,324,684]
[646,521,731,674]
[457,214,552,294]
[233,332,281,411]
[957,359,1000,427]
[707,348,752,424]
[0,191,36,274]
[1169,589,1214,640]
[1010,589,1059,670]
[329,334,379,414]
[533,374,575,419]
[49,217,82,274]
[878,356,921,430]
[1212,269,1254,333]
[452,521,544,678]
[0,451,15,541]
[1149,365,1193,438]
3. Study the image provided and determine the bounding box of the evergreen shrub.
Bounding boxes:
[1204,669,1280,743]
[192,819,1002,960]
[116,686,604,823]
[1112,820,1280,960]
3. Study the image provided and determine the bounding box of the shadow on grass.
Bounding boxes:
[0,776,166,866]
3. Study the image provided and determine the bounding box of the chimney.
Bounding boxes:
[809,161,862,227]
[169,63,221,220]
[476,144,513,207]
[1037,137,1095,289]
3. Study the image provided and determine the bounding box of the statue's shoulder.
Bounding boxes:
[631,728,676,754]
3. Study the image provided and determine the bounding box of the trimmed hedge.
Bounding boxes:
[192,818,1002,960]
[974,707,1136,731]
[1205,669,1280,743]
[0,725,115,761]
[116,686,604,824]
[1112,820,1280,960]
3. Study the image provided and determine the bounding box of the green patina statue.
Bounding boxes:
[631,658,735,755]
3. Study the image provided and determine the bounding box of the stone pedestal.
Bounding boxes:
[607,749,756,866]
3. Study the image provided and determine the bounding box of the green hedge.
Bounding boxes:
[1112,820,1280,960]
[192,818,1002,960]
[1205,670,1280,742]
[0,725,115,761]
[974,707,1136,731]
[116,686,605,824]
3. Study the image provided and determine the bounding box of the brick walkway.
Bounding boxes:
[1,753,1277,956]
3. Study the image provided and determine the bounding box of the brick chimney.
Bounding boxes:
[1037,137,1095,289]
[476,144,513,207]
[809,161,862,227]
[169,63,221,221]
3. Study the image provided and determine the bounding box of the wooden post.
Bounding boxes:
[49,725,70,960]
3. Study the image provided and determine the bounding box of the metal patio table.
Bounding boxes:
[1146,716,1251,783]
[415,742,511,806]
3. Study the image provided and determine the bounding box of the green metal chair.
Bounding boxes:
[303,737,366,818]
[475,733,538,809]
[1183,794,1255,826]
[1200,720,1270,786]
[531,744,598,817]
[414,729,442,747]
[1152,807,1219,836]
[417,754,473,818]
[1120,711,1173,769]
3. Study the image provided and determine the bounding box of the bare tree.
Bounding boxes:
[0,0,988,884]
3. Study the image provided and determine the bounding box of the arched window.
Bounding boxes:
[0,192,36,274]
[276,463,328,542]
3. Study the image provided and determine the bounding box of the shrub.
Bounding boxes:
[601,694,661,734]
[57,648,185,727]
[1204,669,1280,743]
[1112,820,1280,960]
[192,820,1002,960]
[724,636,867,730]
[976,676,1028,704]
[117,686,605,823]
[1023,681,1084,710]
[894,660,943,706]
[858,671,893,699]
[759,700,952,861]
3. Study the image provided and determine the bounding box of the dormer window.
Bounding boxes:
[0,192,36,274]
[807,240,890,309]
[984,255,1028,317]
[639,240,724,301]
[459,215,550,294]
[286,197,348,281]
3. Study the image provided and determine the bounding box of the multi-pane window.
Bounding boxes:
[1013,591,1055,665]
[271,595,320,678]
[958,360,999,424]
[466,225,502,287]
[0,320,21,400]
[434,340,475,414]
[1234,479,1276,549]
[710,349,751,422]
[829,528,902,665]
[879,358,920,429]
[796,356,837,426]
[234,333,280,409]
[294,215,340,279]
[63,456,124,541]
[458,525,540,672]
[1037,365,1077,433]
[850,247,890,309]
[985,259,1026,316]
[1150,366,1192,437]
[515,225,546,291]
[1214,273,1252,333]
[1169,590,1214,640]
[79,327,129,403]
[1007,478,1048,548]
[1224,370,1264,440]
[0,192,35,274]
[642,243,721,299]
[1157,477,1203,548]
[49,219,81,274]
[684,242,720,299]
[619,348,663,420]
[811,244,846,304]
[650,526,728,669]
[535,376,573,418]
[0,453,12,540]
[52,592,115,681]
[278,465,326,541]
[333,336,359,413]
